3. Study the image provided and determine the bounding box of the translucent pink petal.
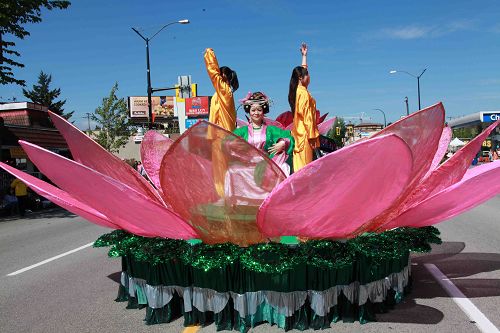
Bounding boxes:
[159,121,286,246]
[140,131,173,190]
[392,120,500,222]
[383,162,500,229]
[423,125,452,179]
[48,111,164,204]
[19,141,198,239]
[257,134,413,238]
[285,123,293,131]
[264,117,285,129]
[318,117,336,135]
[356,102,445,233]
[236,118,249,127]
[421,120,500,197]
[0,162,120,230]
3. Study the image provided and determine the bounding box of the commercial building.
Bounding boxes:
[0,102,69,189]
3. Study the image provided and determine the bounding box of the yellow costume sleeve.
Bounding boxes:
[204,48,236,131]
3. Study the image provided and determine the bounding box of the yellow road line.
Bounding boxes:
[182,325,200,333]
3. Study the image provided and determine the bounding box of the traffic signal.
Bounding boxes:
[336,127,340,136]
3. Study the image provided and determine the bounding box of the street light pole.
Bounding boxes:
[390,68,427,111]
[404,96,409,116]
[132,19,189,129]
[373,108,387,127]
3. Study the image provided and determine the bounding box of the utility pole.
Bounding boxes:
[83,113,92,133]
[132,20,189,129]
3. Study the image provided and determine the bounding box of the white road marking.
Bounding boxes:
[6,242,94,276]
[425,263,499,333]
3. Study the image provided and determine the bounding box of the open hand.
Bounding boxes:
[300,42,308,56]
[268,141,286,155]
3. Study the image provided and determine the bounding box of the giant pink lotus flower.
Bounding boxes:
[1,103,499,246]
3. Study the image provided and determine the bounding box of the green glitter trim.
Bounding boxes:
[94,227,441,273]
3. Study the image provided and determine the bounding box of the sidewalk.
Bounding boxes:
[0,206,75,223]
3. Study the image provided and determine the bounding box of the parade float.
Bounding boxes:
[1,102,499,331]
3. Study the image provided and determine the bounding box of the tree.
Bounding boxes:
[22,70,73,119]
[326,117,346,148]
[91,83,134,153]
[0,0,71,86]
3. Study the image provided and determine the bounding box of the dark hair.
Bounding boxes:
[288,66,308,115]
[220,66,239,92]
[242,91,270,114]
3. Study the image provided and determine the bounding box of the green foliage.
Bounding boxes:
[22,70,73,119]
[326,117,346,148]
[0,0,71,86]
[92,82,134,153]
[453,127,478,139]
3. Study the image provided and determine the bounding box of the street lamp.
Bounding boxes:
[132,19,190,129]
[373,108,387,128]
[389,68,427,111]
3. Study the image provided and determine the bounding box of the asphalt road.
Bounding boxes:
[0,196,499,333]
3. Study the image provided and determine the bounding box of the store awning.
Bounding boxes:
[1,125,68,149]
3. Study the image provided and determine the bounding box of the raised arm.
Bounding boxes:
[204,48,231,96]
[300,43,308,68]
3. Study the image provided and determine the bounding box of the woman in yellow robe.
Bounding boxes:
[204,48,239,197]
[204,48,239,131]
[288,43,320,172]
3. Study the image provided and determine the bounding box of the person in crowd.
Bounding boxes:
[288,43,320,172]
[491,147,499,161]
[10,177,28,216]
[136,161,147,177]
[1,190,18,216]
[204,48,239,131]
[235,91,294,176]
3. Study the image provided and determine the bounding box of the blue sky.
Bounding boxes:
[1,0,500,129]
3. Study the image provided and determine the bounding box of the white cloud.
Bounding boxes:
[377,20,475,40]
[382,26,431,39]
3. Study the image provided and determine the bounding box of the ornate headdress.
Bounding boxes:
[239,91,270,113]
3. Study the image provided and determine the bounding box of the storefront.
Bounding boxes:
[448,111,500,157]
[0,102,69,190]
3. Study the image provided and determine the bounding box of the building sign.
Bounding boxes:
[185,97,209,117]
[128,96,176,118]
[185,118,209,129]
[481,112,500,122]
[482,139,492,148]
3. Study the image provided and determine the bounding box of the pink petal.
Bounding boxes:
[19,141,198,239]
[317,111,328,124]
[48,111,165,204]
[383,162,500,229]
[140,131,173,191]
[421,120,500,197]
[356,102,446,233]
[318,117,336,135]
[257,134,413,238]
[423,125,452,179]
[390,119,500,223]
[159,121,286,246]
[236,118,249,127]
[275,111,293,128]
[264,117,285,129]
[0,162,120,230]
